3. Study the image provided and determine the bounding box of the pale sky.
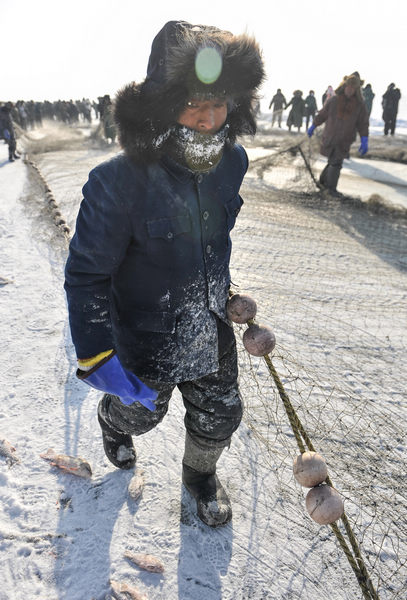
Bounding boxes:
[2,0,406,120]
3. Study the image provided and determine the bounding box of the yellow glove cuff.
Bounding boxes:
[78,349,114,369]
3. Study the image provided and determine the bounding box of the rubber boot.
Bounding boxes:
[8,140,17,162]
[325,164,342,196]
[97,394,136,469]
[318,164,329,190]
[182,433,232,527]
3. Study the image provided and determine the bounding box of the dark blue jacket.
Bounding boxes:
[0,107,15,140]
[65,144,247,382]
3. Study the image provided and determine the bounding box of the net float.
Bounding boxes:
[293,451,328,487]
[226,294,257,324]
[243,323,276,356]
[305,484,344,525]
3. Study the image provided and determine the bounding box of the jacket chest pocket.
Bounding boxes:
[146,214,191,241]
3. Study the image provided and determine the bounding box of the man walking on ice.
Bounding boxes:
[65,20,264,527]
[307,71,369,197]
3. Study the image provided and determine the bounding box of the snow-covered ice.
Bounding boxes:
[0,125,406,599]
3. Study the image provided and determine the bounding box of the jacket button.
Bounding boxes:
[197,174,203,184]
[206,244,212,254]
[167,232,173,239]
[202,211,209,220]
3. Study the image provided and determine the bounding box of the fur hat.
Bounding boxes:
[335,72,364,102]
[336,72,364,92]
[114,20,265,163]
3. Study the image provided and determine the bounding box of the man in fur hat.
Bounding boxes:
[65,21,264,527]
[308,72,369,197]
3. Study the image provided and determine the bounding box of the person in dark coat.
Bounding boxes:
[286,90,305,132]
[304,90,317,129]
[64,20,264,527]
[268,88,286,127]
[101,95,116,142]
[362,83,375,117]
[307,72,369,197]
[0,103,20,162]
[382,83,401,135]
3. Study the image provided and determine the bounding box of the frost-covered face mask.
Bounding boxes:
[170,123,229,172]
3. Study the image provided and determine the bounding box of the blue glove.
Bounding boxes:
[359,136,368,155]
[78,353,157,411]
[307,124,316,138]
[3,129,10,140]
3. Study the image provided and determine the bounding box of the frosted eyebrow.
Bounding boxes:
[186,99,227,107]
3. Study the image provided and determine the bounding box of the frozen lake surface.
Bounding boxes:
[0,124,406,599]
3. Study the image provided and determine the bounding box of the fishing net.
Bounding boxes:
[232,124,407,599]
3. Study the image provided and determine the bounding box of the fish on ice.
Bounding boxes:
[124,551,164,573]
[110,580,148,600]
[128,469,145,501]
[40,448,92,478]
[0,438,20,465]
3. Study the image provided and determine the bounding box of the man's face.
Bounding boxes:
[177,98,228,134]
[344,84,356,98]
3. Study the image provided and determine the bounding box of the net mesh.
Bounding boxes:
[231,130,407,598]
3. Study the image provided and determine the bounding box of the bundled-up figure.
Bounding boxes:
[307,72,369,197]
[362,83,375,117]
[0,103,20,162]
[65,20,264,527]
[304,90,318,130]
[101,95,117,143]
[268,88,287,127]
[286,90,305,132]
[382,83,401,135]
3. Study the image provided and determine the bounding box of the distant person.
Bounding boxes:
[304,90,318,129]
[286,90,305,132]
[253,99,261,115]
[322,85,335,105]
[0,103,20,162]
[81,98,92,123]
[362,83,375,117]
[101,95,117,143]
[382,83,401,135]
[307,72,369,197]
[16,101,28,130]
[97,96,105,120]
[268,88,286,127]
[92,100,99,120]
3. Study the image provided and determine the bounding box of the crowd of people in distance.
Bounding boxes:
[268,81,402,136]
[0,95,117,161]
